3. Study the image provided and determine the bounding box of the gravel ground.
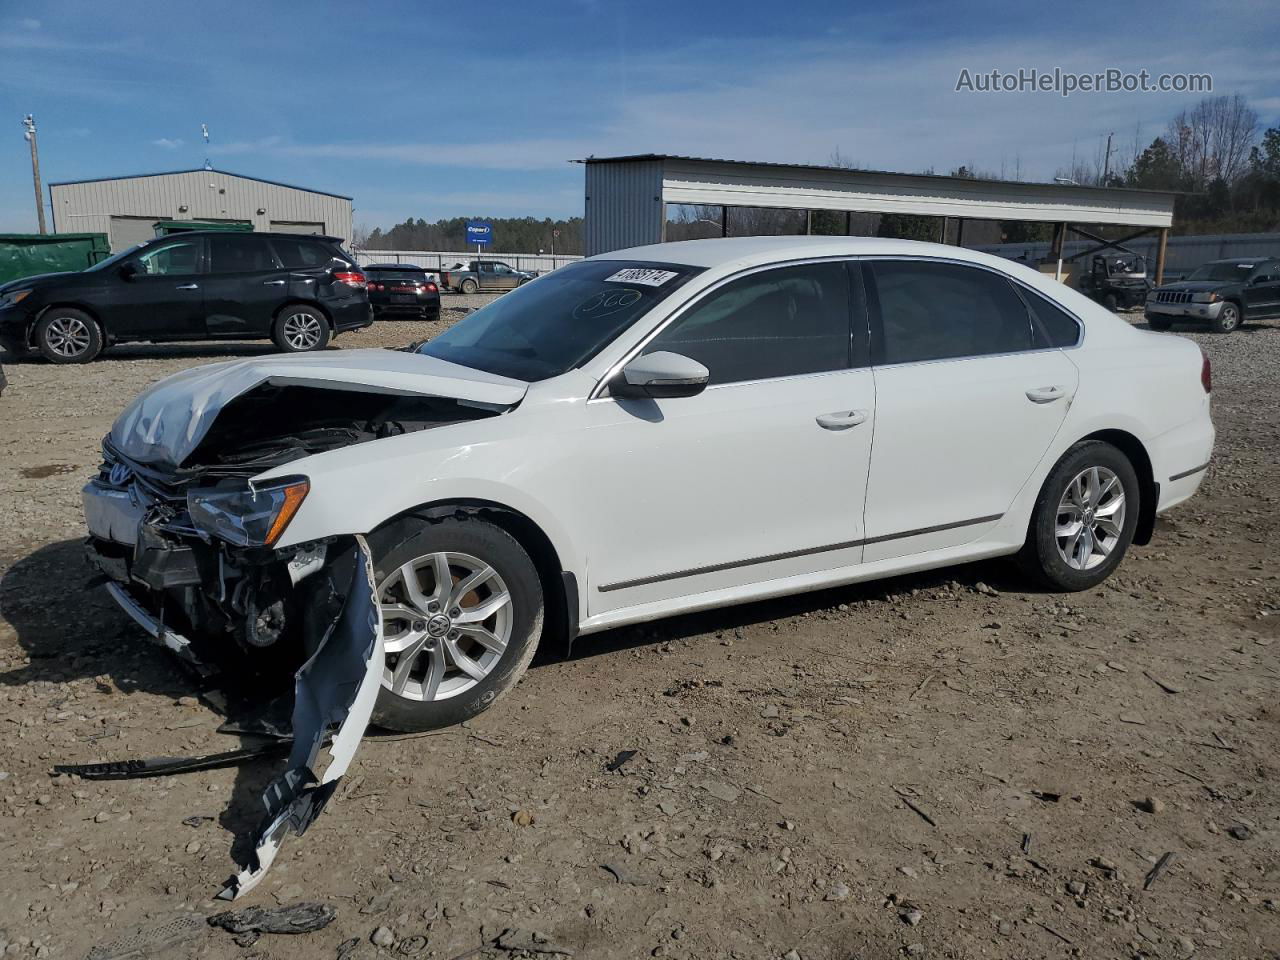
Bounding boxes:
[0,303,1276,960]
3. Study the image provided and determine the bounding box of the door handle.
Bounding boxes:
[1025,385,1066,403]
[262,279,287,286]
[816,409,868,430]
[174,283,199,290]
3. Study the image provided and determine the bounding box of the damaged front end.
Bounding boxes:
[78,373,514,897]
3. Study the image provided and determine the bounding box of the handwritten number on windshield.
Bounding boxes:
[572,288,642,320]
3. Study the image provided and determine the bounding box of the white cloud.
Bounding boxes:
[152,137,184,149]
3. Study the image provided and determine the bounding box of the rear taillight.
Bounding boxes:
[1200,348,1212,393]
[367,281,383,292]
[426,282,438,293]
[440,272,450,286]
[333,271,367,288]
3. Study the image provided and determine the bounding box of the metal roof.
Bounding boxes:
[47,168,353,201]
[575,153,1180,198]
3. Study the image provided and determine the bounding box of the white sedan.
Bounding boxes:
[88,235,1213,736]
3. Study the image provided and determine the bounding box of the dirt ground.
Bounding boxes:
[0,299,1276,960]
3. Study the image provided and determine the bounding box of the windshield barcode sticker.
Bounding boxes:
[604,268,679,286]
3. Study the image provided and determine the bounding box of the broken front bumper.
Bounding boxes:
[1145,299,1224,320]
[82,478,384,900]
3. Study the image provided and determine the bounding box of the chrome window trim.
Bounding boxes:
[588,253,1085,401]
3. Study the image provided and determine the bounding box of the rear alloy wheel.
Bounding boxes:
[35,309,103,364]
[1018,440,1140,591]
[369,517,543,732]
[272,307,331,352]
[459,278,478,294]
[1209,302,1240,334]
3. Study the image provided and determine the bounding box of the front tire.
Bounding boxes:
[271,306,331,352]
[1018,441,1140,591]
[1146,315,1172,331]
[1209,301,1241,334]
[35,308,103,363]
[368,516,543,732]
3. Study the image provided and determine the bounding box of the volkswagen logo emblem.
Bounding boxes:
[108,462,133,487]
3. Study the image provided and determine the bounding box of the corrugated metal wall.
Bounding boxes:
[584,160,664,256]
[973,232,1280,275]
[355,250,582,273]
[49,171,353,250]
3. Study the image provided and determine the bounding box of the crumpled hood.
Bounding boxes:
[110,349,528,469]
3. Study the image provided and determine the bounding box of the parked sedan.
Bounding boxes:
[0,231,371,363]
[364,263,441,320]
[82,235,1214,894]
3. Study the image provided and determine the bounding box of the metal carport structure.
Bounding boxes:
[577,154,1179,283]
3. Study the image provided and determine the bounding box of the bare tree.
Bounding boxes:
[1167,94,1258,188]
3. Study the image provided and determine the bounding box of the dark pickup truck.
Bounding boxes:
[1145,257,1280,333]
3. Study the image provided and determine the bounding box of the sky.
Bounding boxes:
[2,0,1278,234]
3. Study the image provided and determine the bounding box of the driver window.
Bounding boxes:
[641,261,854,385]
[135,240,200,276]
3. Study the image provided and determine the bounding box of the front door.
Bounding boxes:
[104,237,206,340]
[202,234,289,337]
[580,260,876,614]
[862,259,1078,561]
[1243,264,1280,319]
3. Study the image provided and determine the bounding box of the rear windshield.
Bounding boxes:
[366,268,429,280]
[270,238,350,269]
[418,259,703,381]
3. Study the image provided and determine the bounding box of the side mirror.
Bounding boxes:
[611,351,709,400]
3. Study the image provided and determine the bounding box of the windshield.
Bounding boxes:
[418,260,703,381]
[1187,262,1256,282]
[85,243,146,272]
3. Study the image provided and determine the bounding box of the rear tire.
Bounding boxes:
[1209,302,1240,334]
[1102,293,1118,312]
[460,278,478,294]
[1017,440,1140,592]
[35,308,103,364]
[271,306,331,352]
[368,516,543,732]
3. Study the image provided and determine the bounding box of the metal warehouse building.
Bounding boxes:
[579,154,1180,281]
[48,168,353,252]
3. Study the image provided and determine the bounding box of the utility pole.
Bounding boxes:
[1102,132,1114,186]
[22,114,47,234]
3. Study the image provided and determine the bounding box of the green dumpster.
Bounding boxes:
[154,220,253,236]
[0,233,110,286]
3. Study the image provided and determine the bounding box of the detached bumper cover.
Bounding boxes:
[219,534,384,899]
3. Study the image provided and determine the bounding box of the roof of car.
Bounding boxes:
[1203,257,1274,265]
[595,235,1008,270]
[148,230,342,243]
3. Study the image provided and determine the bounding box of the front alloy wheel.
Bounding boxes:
[368,516,543,732]
[378,551,513,702]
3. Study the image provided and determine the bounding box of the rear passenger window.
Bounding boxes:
[271,238,339,269]
[642,262,854,385]
[1019,286,1082,348]
[870,261,1034,364]
[208,235,279,273]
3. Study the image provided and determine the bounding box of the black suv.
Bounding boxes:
[1145,257,1280,333]
[0,231,371,363]
[364,263,441,320]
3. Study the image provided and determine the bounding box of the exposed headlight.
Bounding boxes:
[187,476,310,547]
[0,289,32,307]
[1191,292,1221,303]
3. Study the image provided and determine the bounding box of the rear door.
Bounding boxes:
[861,259,1079,561]
[202,234,288,337]
[101,236,206,339]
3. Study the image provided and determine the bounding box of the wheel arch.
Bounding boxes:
[371,498,578,656]
[273,299,333,329]
[33,302,105,345]
[1079,428,1158,545]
